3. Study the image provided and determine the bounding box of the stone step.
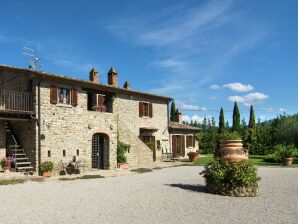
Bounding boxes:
[15,157,29,161]
[16,161,32,166]
[8,145,21,148]
[14,153,27,157]
[16,166,34,171]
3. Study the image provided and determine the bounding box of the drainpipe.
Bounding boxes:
[37,76,44,175]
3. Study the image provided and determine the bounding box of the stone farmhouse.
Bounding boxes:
[0,64,200,174]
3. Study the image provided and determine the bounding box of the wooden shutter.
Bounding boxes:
[149,103,153,118]
[172,135,177,158]
[182,135,186,157]
[71,89,78,107]
[50,85,57,104]
[139,102,143,117]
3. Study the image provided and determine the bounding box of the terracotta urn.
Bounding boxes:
[283,158,293,166]
[188,152,199,162]
[216,140,248,162]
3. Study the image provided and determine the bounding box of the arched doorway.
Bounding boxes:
[91,133,109,169]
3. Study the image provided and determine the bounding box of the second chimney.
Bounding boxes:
[89,68,99,83]
[123,81,131,90]
[174,109,183,124]
[108,66,118,87]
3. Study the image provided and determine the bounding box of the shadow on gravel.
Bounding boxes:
[166,183,206,193]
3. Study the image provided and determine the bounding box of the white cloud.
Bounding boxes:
[279,108,287,113]
[223,82,254,92]
[228,92,268,106]
[210,84,221,90]
[176,101,207,111]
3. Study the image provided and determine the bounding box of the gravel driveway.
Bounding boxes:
[0,166,297,224]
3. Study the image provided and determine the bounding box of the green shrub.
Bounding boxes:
[117,141,130,163]
[263,144,298,163]
[200,160,260,188]
[219,131,242,141]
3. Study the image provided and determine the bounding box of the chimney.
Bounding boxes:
[89,68,99,83]
[174,109,182,124]
[108,66,118,87]
[123,81,131,90]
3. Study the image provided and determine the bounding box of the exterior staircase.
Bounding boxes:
[5,121,34,172]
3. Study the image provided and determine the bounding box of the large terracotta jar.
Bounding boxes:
[216,140,248,162]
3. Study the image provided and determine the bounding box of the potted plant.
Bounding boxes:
[40,161,54,177]
[216,131,248,162]
[187,151,199,162]
[278,145,297,166]
[0,158,11,173]
[117,141,130,169]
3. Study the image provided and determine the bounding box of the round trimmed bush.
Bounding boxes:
[200,160,260,197]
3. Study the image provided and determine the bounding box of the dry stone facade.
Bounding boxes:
[0,65,199,175]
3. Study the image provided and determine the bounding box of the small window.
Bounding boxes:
[139,102,153,118]
[187,135,195,148]
[76,149,79,156]
[143,102,149,117]
[48,150,51,157]
[58,87,70,104]
[63,150,66,157]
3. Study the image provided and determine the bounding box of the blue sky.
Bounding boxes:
[0,0,297,124]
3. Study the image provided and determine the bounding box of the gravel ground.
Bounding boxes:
[0,166,297,224]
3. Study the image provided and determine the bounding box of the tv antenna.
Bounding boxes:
[22,46,44,70]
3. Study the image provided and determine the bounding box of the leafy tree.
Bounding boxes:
[232,102,241,133]
[170,100,176,121]
[200,117,218,154]
[218,107,225,135]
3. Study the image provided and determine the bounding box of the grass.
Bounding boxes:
[130,168,153,173]
[193,154,298,167]
[0,179,26,185]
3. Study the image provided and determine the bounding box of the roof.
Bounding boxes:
[169,122,201,131]
[0,64,172,101]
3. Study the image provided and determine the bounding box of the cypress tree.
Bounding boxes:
[170,100,176,121]
[249,105,256,129]
[218,107,225,135]
[232,102,241,133]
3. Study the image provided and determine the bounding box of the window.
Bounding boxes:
[76,149,79,156]
[58,87,70,104]
[63,150,66,157]
[186,135,195,148]
[87,92,113,113]
[48,150,51,157]
[139,102,153,118]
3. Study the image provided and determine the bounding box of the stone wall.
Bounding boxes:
[0,121,6,159]
[0,70,32,92]
[114,94,170,161]
[38,80,170,172]
[117,120,153,167]
[39,80,118,172]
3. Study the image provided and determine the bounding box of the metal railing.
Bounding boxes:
[0,90,33,112]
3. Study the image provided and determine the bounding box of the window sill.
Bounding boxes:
[57,104,73,108]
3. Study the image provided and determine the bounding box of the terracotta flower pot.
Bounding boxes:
[216,140,248,162]
[283,158,293,166]
[42,171,52,177]
[118,163,129,169]
[188,152,199,162]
